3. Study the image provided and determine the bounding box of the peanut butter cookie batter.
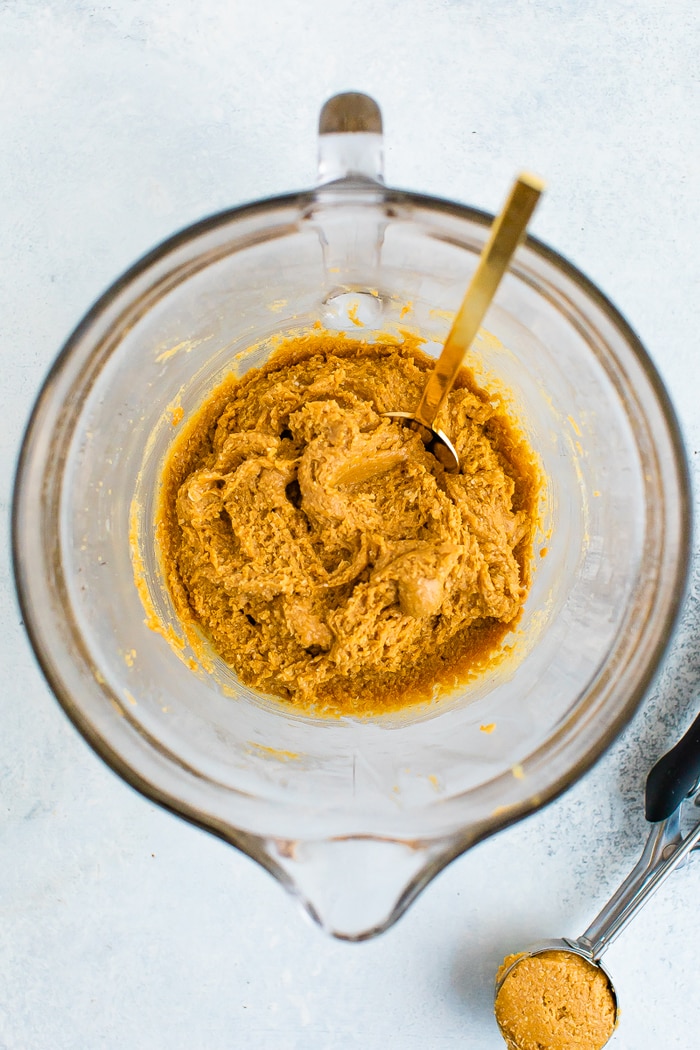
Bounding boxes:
[495,951,617,1050]
[157,331,539,715]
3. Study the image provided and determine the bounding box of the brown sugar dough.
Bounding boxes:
[494,951,617,1050]
[157,331,539,715]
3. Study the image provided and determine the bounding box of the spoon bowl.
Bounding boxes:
[496,938,619,1022]
[381,411,460,470]
[495,941,618,1050]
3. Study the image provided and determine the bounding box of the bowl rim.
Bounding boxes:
[12,181,693,877]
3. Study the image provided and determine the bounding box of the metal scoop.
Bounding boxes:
[495,707,700,1045]
[385,172,544,471]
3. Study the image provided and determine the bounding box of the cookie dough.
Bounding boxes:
[495,951,617,1050]
[157,330,539,715]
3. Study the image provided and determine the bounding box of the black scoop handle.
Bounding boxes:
[645,710,700,823]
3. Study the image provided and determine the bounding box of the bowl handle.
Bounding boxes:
[317,92,385,185]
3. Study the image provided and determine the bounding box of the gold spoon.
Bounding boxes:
[385,172,544,471]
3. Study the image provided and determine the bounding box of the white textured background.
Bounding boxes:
[1,1,699,1047]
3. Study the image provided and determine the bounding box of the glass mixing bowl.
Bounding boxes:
[13,94,690,940]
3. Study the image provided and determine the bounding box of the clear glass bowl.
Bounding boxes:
[13,95,690,940]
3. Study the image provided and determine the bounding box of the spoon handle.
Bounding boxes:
[579,810,700,960]
[645,710,700,822]
[579,708,700,959]
[413,172,544,429]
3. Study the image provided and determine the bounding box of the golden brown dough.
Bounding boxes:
[494,951,617,1050]
[157,331,540,715]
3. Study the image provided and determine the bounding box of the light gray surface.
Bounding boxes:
[1,1,699,1047]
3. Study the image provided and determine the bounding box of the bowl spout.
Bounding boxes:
[266,834,455,941]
